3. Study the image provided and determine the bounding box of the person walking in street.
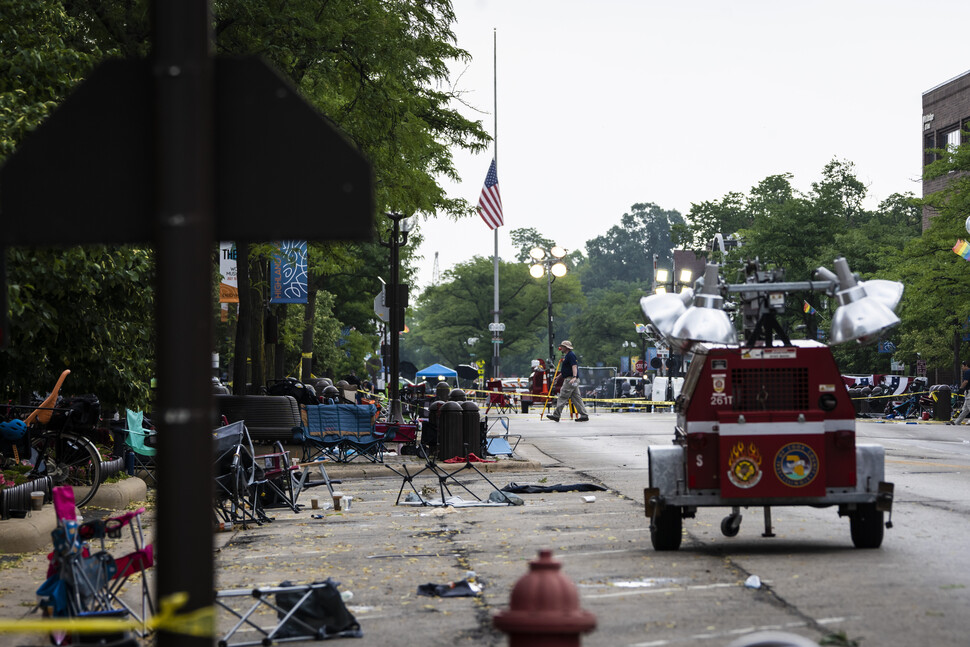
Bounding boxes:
[947,360,970,425]
[546,341,589,422]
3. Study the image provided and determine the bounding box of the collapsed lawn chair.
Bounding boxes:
[213,421,267,528]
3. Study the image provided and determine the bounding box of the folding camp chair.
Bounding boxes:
[123,409,157,487]
[386,444,514,507]
[215,580,361,646]
[213,421,266,528]
[299,403,383,464]
[252,441,303,513]
[485,415,521,457]
[484,380,515,415]
[36,486,155,643]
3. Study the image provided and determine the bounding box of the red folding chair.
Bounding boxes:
[484,380,514,414]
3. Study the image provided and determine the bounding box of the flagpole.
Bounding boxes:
[491,27,502,380]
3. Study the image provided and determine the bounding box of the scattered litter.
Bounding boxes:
[610,577,681,588]
[582,495,596,503]
[416,578,482,598]
[501,482,607,494]
[489,490,523,505]
[744,575,762,589]
[402,495,515,508]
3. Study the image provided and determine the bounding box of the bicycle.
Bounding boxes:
[0,370,103,507]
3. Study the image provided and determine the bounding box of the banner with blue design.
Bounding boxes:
[270,240,308,304]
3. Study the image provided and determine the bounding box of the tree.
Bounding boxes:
[567,285,645,369]
[406,256,583,377]
[583,203,685,292]
[0,246,155,411]
[674,191,750,258]
[893,130,970,378]
[0,0,103,160]
[2,1,492,397]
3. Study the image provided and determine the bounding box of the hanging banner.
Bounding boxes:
[270,240,308,304]
[219,241,238,303]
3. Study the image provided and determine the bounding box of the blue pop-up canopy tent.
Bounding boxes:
[415,363,457,380]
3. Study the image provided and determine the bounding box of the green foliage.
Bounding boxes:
[1,0,490,395]
[0,0,102,161]
[509,228,558,263]
[582,203,684,291]
[567,284,646,368]
[0,246,155,411]
[894,189,970,370]
[681,159,923,374]
[674,191,750,257]
[406,256,583,376]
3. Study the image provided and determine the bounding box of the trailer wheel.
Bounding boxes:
[849,503,884,549]
[651,506,682,551]
[720,513,742,538]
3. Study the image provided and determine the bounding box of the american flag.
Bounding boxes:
[477,158,504,229]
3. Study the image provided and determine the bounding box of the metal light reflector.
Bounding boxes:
[668,264,737,350]
[828,257,902,345]
[640,289,694,343]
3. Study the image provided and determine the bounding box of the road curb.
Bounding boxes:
[0,477,150,555]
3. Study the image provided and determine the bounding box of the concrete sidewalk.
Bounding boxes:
[2,442,590,646]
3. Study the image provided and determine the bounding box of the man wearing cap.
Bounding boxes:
[547,341,589,422]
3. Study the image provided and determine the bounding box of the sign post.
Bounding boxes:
[0,3,374,644]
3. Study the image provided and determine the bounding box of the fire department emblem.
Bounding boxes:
[774,443,820,487]
[712,374,726,393]
[726,441,763,488]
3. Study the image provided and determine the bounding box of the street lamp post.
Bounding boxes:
[380,212,412,425]
[529,246,568,366]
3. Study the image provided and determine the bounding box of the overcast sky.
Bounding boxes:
[409,0,970,291]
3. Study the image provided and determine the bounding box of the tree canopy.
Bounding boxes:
[582,203,685,292]
[1,0,491,401]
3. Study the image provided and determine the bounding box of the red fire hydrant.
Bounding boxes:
[493,549,597,646]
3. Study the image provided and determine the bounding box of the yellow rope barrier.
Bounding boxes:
[0,593,215,638]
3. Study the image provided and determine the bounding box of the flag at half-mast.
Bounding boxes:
[477,158,504,229]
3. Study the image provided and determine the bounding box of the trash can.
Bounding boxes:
[460,400,482,457]
[422,400,444,454]
[437,401,464,461]
[932,384,951,421]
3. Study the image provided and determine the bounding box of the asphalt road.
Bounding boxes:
[1,411,968,647]
[523,411,970,647]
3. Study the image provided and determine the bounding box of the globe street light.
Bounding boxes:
[529,246,568,366]
[380,212,413,424]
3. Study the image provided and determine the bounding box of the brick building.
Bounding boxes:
[922,69,970,228]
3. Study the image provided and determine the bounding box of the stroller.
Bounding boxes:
[35,486,154,645]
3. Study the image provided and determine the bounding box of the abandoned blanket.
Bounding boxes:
[500,482,607,494]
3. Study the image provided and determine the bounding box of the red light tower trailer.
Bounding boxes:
[642,260,896,550]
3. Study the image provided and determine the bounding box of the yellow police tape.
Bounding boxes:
[360,387,673,407]
[0,593,214,637]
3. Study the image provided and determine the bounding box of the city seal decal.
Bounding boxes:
[727,441,763,489]
[774,443,820,487]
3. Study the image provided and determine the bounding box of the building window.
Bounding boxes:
[946,128,961,152]
[924,133,936,166]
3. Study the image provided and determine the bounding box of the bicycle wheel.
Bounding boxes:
[31,431,102,506]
